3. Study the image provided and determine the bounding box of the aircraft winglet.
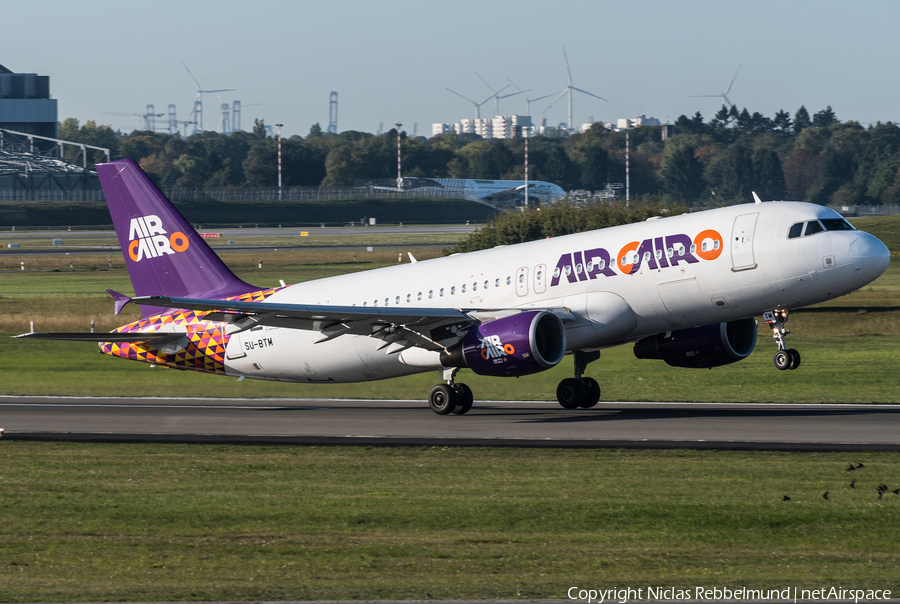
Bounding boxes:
[107,289,132,315]
[752,191,762,205]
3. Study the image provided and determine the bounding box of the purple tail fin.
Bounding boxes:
[97,159,257,317]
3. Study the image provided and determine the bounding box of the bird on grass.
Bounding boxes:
[892,488,900,495]
[823,491,829,500]
[425,594,433,600]
[856,462,865,469]
[517,589,525,596]
[782,495,791,501]
[850,479,856,488]
[877,484,888,499]
[846,464,856,472]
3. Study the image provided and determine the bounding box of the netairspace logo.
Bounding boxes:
[127,214,189,262]
[567,586,892,603]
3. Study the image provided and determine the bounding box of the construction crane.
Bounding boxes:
[103,106,164,131]
[231,102,260,132]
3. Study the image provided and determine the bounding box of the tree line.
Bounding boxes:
[59,105,900,206]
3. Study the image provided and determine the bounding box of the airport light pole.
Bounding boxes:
[395,123,402,189]
[524,127,529,208]
[275,123,284,201]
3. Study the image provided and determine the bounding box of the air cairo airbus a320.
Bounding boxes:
[18,159,891,415]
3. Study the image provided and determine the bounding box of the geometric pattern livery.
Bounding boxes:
[99,288,279,375]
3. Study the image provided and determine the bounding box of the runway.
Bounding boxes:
[3,396,900,451]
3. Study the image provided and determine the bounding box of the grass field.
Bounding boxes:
[2,444,899,602]
[0,231,469,254]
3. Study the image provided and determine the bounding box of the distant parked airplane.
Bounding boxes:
[367,177,566,207]
[18,160,890,415]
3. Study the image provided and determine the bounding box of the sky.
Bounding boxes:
[3,0,899,138]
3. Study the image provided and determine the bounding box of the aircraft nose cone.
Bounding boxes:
[850,233,891,283]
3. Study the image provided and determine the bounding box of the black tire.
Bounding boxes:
[579,377,601,408]
[787,349,801,370]
[429,384,457,415]
[451,383,474,415]
[557,378,585,409]
[773,349,791,371]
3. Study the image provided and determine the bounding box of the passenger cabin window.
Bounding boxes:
[788,222,803,239]
[506,276,512,285]
[450,286,455,295]
[804,220,824,236]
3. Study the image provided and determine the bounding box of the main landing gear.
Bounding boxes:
[428,368,474,415]
[556,350,602,409]
[763,310,801,371]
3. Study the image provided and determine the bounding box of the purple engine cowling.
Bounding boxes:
[441,310,566,377]
[633,318,758,369]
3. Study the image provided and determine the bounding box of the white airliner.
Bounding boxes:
[18,160,891,415]
[374,177,566,206]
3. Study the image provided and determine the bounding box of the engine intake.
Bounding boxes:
[441,310,566,377]
[633,318,757,369]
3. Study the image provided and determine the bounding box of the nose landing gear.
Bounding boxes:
[556,350,602,409]
[763,310,801,370]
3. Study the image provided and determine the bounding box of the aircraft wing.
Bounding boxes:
[478,184,530,204]
[129,295,478,352]
[126,295,576,354]
[14,331,188,343]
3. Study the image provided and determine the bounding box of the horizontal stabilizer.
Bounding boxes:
[14,331,188,343]
[107,289,132,315]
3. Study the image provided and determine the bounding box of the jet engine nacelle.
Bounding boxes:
[633,318,758,369]
[441,310,566,377]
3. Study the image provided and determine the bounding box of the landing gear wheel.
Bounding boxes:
[451,383,474,415]
[579,377,601,408]
[773,349,792,371]
[429,384,458,415]
[557,378,586,409]
[787,349,801,370]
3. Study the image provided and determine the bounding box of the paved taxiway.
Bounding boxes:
[3,396,899,451]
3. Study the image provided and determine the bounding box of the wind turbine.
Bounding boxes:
[506,77,553,116]
[692,65,741,108]
[543,47,607,130]
[474,72,512,116]
[444,87,494,119]
[183,63,235,133]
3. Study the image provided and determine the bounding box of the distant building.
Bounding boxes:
[606,114,661,132]
[0,63,57,144]
[432,115,532,139]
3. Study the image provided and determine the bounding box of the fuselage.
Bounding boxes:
[103,201,890,384]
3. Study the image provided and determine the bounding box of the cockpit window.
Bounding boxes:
[788,222,803,239]
[820,218,856,231]
[804,220,824,236]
